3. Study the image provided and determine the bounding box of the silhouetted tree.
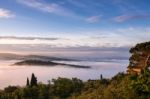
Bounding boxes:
[30,73,37,87]
[26,77,30,86]
[100,74,103,80]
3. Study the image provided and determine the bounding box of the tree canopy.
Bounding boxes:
[128,41,150,74]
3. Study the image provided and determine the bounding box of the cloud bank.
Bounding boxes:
[0,35,130,47]
[0,27,150,47]
[0,36,59,40]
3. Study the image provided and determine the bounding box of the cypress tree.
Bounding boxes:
[30,73,37,87]
[26,77,30,86]
[100,74,103,80]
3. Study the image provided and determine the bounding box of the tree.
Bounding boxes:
[4,86,18,93]
[26,77,30,86]
[129,41,150,68]
[100,74,103,80]
[128,41,150,74]
[51,77,83,98]
[30,73,37,87]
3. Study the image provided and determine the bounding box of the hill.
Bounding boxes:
[13,59,91,68]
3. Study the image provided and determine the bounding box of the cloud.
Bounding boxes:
[114,14,150,22]
[0,8,15,18]
[0,35,124,47]
[0,27,149,47]
[0,33,137,47]
[18,0,58,13]
[17,0,78,17]
[85,15,101,23]
[0,36,59,40]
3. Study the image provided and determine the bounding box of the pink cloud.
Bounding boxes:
[114,14,150,22]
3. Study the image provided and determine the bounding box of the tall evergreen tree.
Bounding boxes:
[30,73,37,87]
[100,74,103,80]
[26,77,30,86]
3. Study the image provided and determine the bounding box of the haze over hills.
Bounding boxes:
[0,53,75,61]
[0,53,24,60]
[0,53,129,69]
[0,53,129,62]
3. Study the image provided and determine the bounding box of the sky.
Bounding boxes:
[0,0,150,51]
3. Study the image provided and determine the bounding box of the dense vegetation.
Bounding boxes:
[0,41,150,99]
[0,71,150,99]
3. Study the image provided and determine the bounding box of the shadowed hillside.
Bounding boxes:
[13,59,91,68]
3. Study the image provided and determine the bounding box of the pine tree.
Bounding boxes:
[30,73,37,87]
[26,77,30,86]
[127,41,150,74]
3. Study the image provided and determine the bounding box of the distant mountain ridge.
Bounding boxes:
[0,53,128,62]
[0,53,75,61]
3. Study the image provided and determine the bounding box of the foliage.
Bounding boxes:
[0,72,150,99]
[130,69,150,95]
[128,41,150,68]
